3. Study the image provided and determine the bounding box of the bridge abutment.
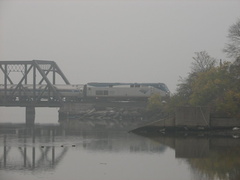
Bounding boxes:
[26,106,35,126]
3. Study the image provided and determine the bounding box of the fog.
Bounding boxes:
[0,0,240,93]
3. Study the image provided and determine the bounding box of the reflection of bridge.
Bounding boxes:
[0,143,68,171]
[0,60,70,107]
[0,123,165,172]
[0,125,68,171]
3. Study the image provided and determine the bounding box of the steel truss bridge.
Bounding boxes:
[0,60,70,107]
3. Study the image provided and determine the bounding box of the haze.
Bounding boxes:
[1,0,240,93]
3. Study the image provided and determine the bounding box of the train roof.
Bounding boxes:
[87,82,170,92]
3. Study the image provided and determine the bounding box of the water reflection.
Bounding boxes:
[1,123,240,180]
[0,127,68,171]
[135,132,240,180]
[0,124,166,173]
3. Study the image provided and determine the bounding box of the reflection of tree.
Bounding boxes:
[187,148,240,180]
[133,132,240,180]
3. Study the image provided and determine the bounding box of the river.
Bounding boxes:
[0,107,240,180]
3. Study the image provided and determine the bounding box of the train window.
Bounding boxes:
[96,90,108,96]
[130,84,140,88]
[104,90,108,95]
[96,90,103,95]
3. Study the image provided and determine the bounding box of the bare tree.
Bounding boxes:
[191,51,216,73]
[223,18,240,60]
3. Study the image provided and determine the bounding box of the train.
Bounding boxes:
[0,82,170,102]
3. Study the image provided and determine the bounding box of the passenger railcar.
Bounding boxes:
[0,84,84,101]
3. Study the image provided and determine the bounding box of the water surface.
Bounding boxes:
[0,107,240,180]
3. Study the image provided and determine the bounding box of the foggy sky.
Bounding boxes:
[0,0,240,93]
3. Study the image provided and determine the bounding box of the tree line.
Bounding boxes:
[148,18,240,118]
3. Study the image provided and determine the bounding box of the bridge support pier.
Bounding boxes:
[26,106,35,126]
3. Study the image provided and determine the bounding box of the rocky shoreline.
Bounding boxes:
[58,101,159,131]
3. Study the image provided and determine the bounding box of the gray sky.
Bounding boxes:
[0,0,240,93]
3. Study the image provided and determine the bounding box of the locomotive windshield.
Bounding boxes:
[139,83,169,92]
[158,83,170,92]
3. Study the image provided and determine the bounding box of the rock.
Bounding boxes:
[233,127,240,131]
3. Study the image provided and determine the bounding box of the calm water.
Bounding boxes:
[0,108,240,180]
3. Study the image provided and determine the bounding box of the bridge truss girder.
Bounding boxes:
[0,60,70,106]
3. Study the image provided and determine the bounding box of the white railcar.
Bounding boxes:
[86,83,170,100]
[0,84,84,101]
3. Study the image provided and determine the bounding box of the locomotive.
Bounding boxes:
[0,82,170,102]
[85,82,170,101]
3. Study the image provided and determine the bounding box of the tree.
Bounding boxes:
[146,93,172,119]
[223,18,240,60]
[176,76,192,98]
[187,147,240,180]
[189,61,240,117]
[191,51,217,73]
[167,54,240,117]
[169,51,216,108]
[189,62,231,107]
[147,94,164,112]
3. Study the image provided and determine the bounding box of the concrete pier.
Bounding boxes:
[131,106,240,133]
[26,106,35,126]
